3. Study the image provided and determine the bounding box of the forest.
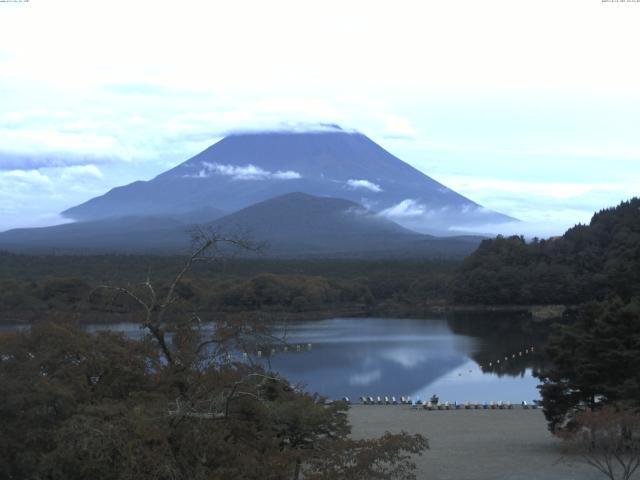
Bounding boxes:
[2,199,639,326]
[0,233,430,480]
[2,203,637,327]
[452,198,640,306]
[449,199,640,436]
[0,255,456,325]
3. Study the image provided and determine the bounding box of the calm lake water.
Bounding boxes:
[81,316,545,403]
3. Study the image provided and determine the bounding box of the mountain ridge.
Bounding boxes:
[61,129,514,232]
[1,192,483,258]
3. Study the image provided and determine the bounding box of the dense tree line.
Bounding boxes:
[453,198,640,305]
[536,298,640,432]
[448,198,640,437]
[0,256,456,325]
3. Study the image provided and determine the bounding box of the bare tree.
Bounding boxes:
[5,226,429,480]
[95,226,264,366]
[561,405,640,480]
[93,226,292,416]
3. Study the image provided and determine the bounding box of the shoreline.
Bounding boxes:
[0,303,566,326]
[348,405,600,480]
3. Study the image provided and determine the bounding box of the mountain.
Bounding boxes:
[0,216,183,253]
[62,127,514,232]
[0,193,482,257]
[209,192,481,257]
[0,208,225,254]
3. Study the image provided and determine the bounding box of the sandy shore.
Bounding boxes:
[348,405,602,480]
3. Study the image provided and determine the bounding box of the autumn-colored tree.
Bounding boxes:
[560,405,640,480]
[0,229,427,480]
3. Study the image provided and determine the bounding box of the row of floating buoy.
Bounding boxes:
[417,400,540,410]
[343,396,540,410]
[355,396,413,405]
[214,344,313,361]
[481,346,535,369]
[256,343,312,357]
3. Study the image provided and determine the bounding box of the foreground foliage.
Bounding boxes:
[0,321,427,480]
[0,232,427,480]
[560,406,640,480]
[536,298,640,432]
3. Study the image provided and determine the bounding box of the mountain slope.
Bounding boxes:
[0,193,482,257]
[62,128,514,232]
[207,192,482,257]
[210,192,419,255]
[0,207,225,253]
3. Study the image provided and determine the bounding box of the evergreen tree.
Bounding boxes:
[536,298,640,432]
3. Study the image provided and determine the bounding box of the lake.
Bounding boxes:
[83,316,546,404]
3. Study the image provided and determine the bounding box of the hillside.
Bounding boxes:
[452,198,640,305]
[0,207,225,254]
[0,193,483,258]
[210,192,482,257]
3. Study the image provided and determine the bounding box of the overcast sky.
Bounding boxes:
[1,0,639,235]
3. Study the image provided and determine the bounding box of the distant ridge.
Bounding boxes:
[0,193,483,258]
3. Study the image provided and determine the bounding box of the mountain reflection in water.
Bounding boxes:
[81,316,546,402]
[261,317,545,402]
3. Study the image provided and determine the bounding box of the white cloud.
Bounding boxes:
[0,0,638,233]
[379,348,431,369]
[0,170,53,230]
[3,169,52,188]
[435,175,624,201]
[349,369,381,387]
[431,173,640,227]
[345,205,372,217]
[272,170,301,180]
[379,199,427,218]
[191,162,302,181]
[0,128,117,156]
[0,165,111,231]
[378,114,416,137]
[59,164,103,181]
[346,179,383,192]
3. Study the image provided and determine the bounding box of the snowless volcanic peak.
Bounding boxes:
[62,127,514,232]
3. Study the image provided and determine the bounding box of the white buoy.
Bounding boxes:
[257,350,262,357]
[497,360,500,364]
